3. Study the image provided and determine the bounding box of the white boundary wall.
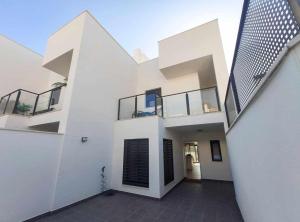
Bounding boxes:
[0,129,63,222]
[226,42,300,222]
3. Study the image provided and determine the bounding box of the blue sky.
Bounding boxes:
[0,0,243,68]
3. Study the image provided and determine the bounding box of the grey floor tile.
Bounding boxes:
[31,181,243,222]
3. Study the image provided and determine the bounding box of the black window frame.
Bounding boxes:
[163,139,174,185]
[210,140,222,162]
[145,88,161,108]
[122,138,149,188]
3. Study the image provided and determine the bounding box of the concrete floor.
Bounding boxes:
[32,181,243,222]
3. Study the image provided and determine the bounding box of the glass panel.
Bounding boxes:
[0,96,9,114]
[15,91,37,116]
[136,95,156,118]
[35,92,52,114]
[163,94,187,118]
[156,96,163,117]
[145,88,161,108]
[188,91,204,115]
[225,83,238,126]
[5,92,18,114]
[119,97,135,120]
[201,88,219,113]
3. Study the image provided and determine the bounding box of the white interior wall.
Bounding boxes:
[0,129,62,222]
[226,43,300,222]
[181,130,232,181]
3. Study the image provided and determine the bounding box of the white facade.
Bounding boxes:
[0,35,63,96]
[0,11,231,221]
[0,128,63,222]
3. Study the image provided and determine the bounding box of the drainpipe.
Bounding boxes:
[289,0,300,24]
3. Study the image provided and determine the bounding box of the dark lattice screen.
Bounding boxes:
[225,0,300,125]
[123,139,149,188]
[163,139,174,185]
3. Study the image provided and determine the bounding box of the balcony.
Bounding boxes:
[0,84,66,117]
[118,87,221,121]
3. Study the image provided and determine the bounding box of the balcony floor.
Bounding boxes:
[32,181,243,222]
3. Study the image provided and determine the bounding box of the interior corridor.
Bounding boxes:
[184,142,201,180]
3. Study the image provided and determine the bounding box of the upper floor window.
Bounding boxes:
[145,88,161,108]
[51,88,61,105]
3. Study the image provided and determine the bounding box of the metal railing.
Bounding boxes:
[224,0,300,126]
[0,84,66,116]
[118,87,221,120]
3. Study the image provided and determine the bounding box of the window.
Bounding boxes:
[210,140,222,161]
[50,88,61,105]
[123,139,149,188]
[163,139,174,185]
[145,88,161,108]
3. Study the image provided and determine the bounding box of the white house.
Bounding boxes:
[2,0,300,221]
[0,11,231,222]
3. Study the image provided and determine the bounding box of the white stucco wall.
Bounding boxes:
[112,117,185,198]
[112,117,161,198]
[50,12,138,209]
[182,130,232,181]
[136,58,200,95]
[159,120,185,197]
[0,35,63,97]
[158,20,229,103]
[226,43,300,222]
[0,129,62,222]
[0,114,29,130]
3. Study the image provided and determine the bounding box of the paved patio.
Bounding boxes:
[33,181,243,222]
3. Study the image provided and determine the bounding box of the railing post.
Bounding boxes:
[215,87,221,111]
[32,94,39,115]
[3,94,11,114]
[12,90,21,114]
[161,96,164,118]
[185,93,190,115]
[48,90,54,111]
[154,95,157,116]
[0,97,2,113]
[134,96,137,118]
[118,99,121,120]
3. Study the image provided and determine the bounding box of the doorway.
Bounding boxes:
[184,142,201,180]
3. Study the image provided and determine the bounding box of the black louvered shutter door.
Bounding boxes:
[123,139,149,188]
[163,139,174,185]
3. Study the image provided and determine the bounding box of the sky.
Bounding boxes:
[0,0,244,69]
